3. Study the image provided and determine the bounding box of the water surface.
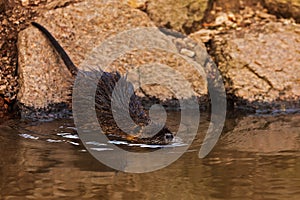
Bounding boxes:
[0,112,300,199]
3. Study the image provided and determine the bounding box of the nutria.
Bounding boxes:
[31,22,173,145]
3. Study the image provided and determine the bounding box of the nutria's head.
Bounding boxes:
[141,126,174,145]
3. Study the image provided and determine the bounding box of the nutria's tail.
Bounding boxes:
[31,22,78,76]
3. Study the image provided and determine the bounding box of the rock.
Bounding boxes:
[203,0,264,23]
[43,0,82,10]
[123,0,148,9]
[200,1,275,39]
[189,29,217,43]
[0,0,5,13]
[18,0,208,118]
[180,48,195,58]
[211,21,300,111]
[262,0,300,23]
[208,0,241,13]
[17,0,153,111]
[215,12,229,26]
[20,0,29,6]
[144,0,209,33]
[0,0,42,116]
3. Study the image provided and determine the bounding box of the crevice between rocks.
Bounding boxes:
[243,63,274,91]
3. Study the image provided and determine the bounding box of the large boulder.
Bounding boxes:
[17,0,208,119]
[262,0,300,23]
[211,21,300,111]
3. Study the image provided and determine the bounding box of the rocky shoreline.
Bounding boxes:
[0,0,299,119]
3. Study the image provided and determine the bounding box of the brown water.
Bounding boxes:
[0,112,300,200]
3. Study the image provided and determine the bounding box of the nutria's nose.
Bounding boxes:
[165,133,173,142]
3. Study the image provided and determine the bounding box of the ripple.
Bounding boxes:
[107,137,187,149]
[57,132,79,139]
[19,133,39,140]
[90,147,114,151]
[46,139,63,143]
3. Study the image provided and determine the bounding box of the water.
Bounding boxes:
[0,112,300,199]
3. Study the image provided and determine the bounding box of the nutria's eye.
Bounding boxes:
[164,133,173,142]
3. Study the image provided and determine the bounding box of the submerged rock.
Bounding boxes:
[221,114,300,153]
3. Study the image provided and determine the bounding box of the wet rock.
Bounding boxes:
[18,0,208,118]
[262,0,300,23]
[211,21,300,111]
[144,0,209,34]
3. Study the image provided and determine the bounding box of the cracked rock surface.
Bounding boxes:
[212,21,300,109]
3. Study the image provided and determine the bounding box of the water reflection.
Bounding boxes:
[0,113,299,199]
